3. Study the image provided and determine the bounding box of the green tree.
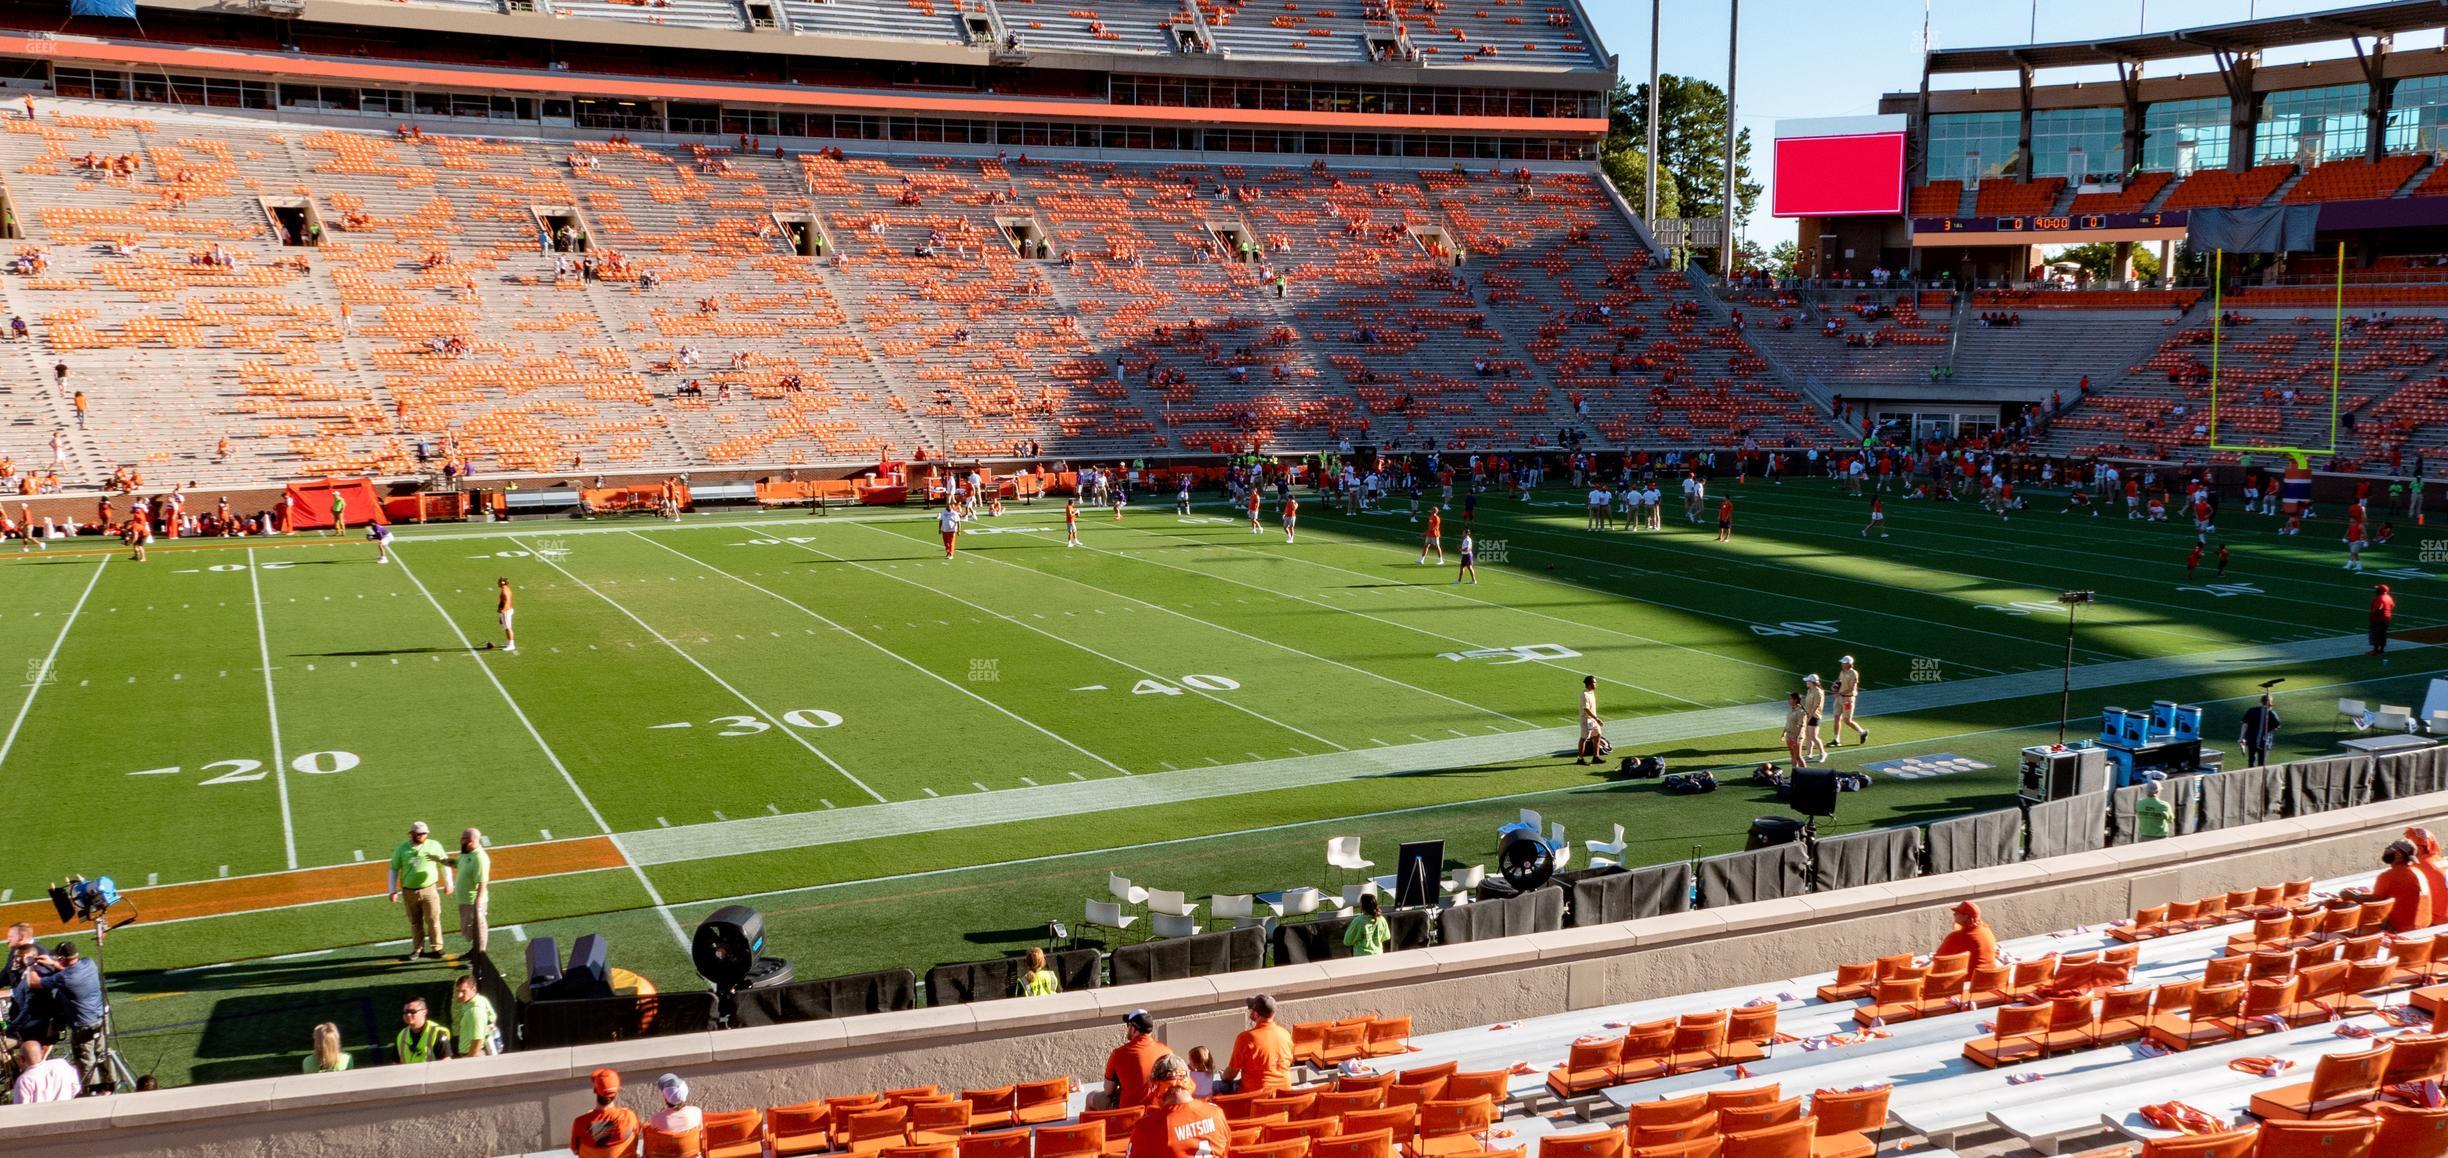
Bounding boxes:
[1609,76,1760,226]
[2050,241,2160,284]
[1600,140,1679,222]
[1765,240,1800,279]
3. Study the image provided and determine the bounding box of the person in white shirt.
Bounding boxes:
[1643,483,1663,530]
[1586,487,1608,531]
[937,504,962,559]
[649,1073,703,1135]
[13,1039,80,1103]
[1683,475,1705,523]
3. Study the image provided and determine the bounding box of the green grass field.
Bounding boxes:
[6,477,2441,1087]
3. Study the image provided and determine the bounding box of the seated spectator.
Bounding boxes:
[571,1068,639,1158]
[1098,1010,1171,1111]
[12,1038,78,1103]
[1934,900,1999,968]
[648,1072,703,1131]
[1127,1055,1226,1156]
[2347,838,2436,932]
[1221,993,1292,1094]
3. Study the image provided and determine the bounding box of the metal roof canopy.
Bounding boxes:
[1924,0,2448,75]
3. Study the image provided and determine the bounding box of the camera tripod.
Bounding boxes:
[83,914,139,1094]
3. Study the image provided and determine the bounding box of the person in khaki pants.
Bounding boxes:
[453,827,490,957]
[387,821,454,961]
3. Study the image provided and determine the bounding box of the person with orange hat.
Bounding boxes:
[1126,1053,1228,1158]
[1934,900,1999,969]
[569,1068,640,1158]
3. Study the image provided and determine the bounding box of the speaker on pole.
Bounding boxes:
[1790,768,1840,818]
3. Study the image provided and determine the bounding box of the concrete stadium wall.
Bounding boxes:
[5,793,2438,1157]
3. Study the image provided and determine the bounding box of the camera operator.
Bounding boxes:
[22,943,105,1092]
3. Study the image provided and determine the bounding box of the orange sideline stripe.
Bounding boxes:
[0,34,1607,137]
[0,836,628,932]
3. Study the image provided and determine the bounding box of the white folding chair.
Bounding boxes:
[1326,836,1374,887]
[1150,912,1200,939]
[1211,893,1262,930]
[1585,824,1627,869]
[1086,900,1138,939]
[2384,705,2418,734]
[1109,873,1148,906]
[1444,864,1485,905]
[1519,809,1543,831]
[1268,887,1322,919]
[2340,698,2369,733]
[1146,888,1198,918]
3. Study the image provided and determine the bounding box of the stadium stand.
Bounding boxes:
[1973,177,2064,218]
[1739,291,1950,391]
[2282,154,2430,204]
[544,0,753,32]
[1907,180,1963,217]
[2161,165,2296,212]
[1946,306,2185,393]
[2067,171,2171,215]
[1003,0,1189,56]
[780,0,972,42]
[0,101,1831,487]
[2036,307,2448,463]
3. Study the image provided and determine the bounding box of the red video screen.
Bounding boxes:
[1772,133,1905,217]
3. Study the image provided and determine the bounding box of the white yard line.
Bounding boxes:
[392,545,693,948]
[773,528,1350,751]
[863,522,1544,729]
[1284,510,2035,674]
[1494,498,2245,645]
[644,661,2448,914]
[632,532,1132,776]
[1727,484,2437,609]
[246,548,299,871]
[512,534,890,803]
[0,554,106,772]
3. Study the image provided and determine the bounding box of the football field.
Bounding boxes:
[5,478,2443,1085]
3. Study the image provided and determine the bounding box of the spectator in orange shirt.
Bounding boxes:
[2347,838,2436,933]
[2409,827,2448,906]
[569,1068,640,1158]
[1933,900,1999,969]
[1220,994,1293,1094]
[1099,1010,1172,1110]
[1126,1054,1228,1158]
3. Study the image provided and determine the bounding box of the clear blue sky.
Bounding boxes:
[1580,1,2446,249]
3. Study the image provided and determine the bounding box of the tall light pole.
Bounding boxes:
[1720,0,1739,279]
[1645,0,1660,224]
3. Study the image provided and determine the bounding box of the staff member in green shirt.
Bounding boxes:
[453,827,491,956]
[451,974,499,1057]
[394,997,451,1064]
[387,821,455,961]
[1343,892,1391,957]
[2135,780,2174,841]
